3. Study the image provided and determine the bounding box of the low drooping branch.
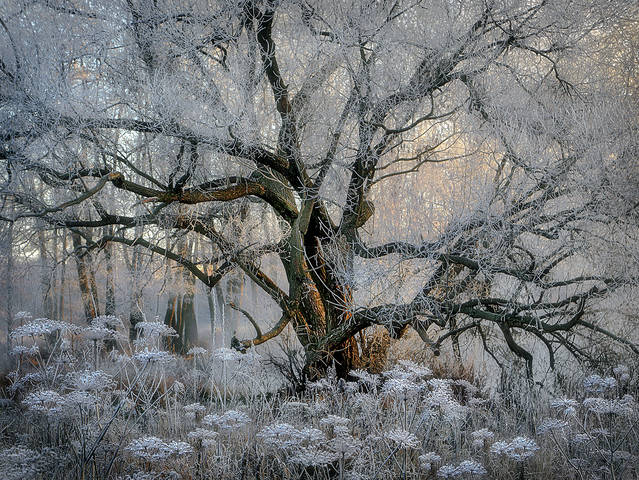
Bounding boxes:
[236,312,291,349]
[229,301,262,338]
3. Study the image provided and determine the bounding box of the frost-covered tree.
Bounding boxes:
[1,0,638,378]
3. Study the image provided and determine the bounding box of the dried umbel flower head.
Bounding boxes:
[398,359,433,378]
[613,365,630,383]
[298,427,326,444]
[10,319,68,339]
[329,429,361,458]
[471,428,495,448]
[490,436,539,462]
[135,320,177,338]
[419,452,442,470]
[212,347,242,362]
[91,315,124,329]
[0,445,42,480]
[183,403,206,420]
[82,326,114,341]
[382,377,423,397]
[536,419,570,435]
[384,429,421,449]
[11,344,39,357]
[350,369,380,388]
[425,381,469,421]
[437,460,486,477]
[583,374,617,394]
[203,410,251,430]
[187,428,218,448]
[66,370,114,391]
[257,423,304,449]
[126,436,193,462]
[187,346,208,356]
[550,398,579,417]
[320,415,351,429]
[133,349,176,366]
[582,397,634,416]
[23,390,64,416]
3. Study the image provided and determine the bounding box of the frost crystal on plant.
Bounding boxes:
[0,446,42,480]
[329,431,361,458]
[83,326,114,341]
[457,460,487,476]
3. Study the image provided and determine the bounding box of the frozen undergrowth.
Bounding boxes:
[1,313,638,479]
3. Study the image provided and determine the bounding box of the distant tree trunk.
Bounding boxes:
[164,238,198,353]
[51,229,59,319]
[164,293,182,352]
[207,288,216,347]
[126,243,145,342]
[72,232,100,323]
[2,203,14,361]
[86,230,101,318]
[104,226,116,316]
[207,283,224,348]
[58,230,67,321]
[38,221,54,319]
